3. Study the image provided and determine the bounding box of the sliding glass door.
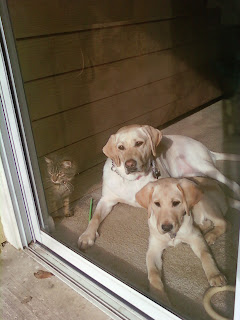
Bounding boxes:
[1,1,240,319]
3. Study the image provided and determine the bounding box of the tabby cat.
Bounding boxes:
[45,156,77,217]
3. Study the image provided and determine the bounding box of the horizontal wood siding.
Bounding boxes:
[8,0,205,38]
[31,65,218,157]
[25,38,218,121]
[17,16,211,82]
[7,1,222,212]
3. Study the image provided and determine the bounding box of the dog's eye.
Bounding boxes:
[154,201,160,207]
[118,145,125,150]
[172,201,180,207]
[183,211,186,216]
[135,141,143,147]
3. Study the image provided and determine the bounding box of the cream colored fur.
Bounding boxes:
[135,177,229,303]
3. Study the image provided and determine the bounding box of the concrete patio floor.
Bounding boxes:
[0,243,112,320]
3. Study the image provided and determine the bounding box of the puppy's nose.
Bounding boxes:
[162,224,173,232]
[125,159,137,169]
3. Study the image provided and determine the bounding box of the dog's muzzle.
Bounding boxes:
[125,159,137,174]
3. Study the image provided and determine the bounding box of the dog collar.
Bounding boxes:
[111,161,143,181]
[151,159,161,179]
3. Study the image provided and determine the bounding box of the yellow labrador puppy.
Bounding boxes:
[135,177,229,301]
[78,124,240,249]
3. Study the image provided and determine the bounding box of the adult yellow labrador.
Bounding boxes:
[78,124,240,249]
[135,177,230,302]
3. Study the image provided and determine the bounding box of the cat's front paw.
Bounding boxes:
[78,231,99,250]
[64,210,74,218]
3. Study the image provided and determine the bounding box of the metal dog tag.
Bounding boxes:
[152,160,161,179]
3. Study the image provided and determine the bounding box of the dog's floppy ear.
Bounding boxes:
[102,134,121,167]
[177,179,203,215]
[136,183,154,216]
[142,125,162,157]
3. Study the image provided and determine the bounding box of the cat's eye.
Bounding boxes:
[118,145,125,150]
[135,141,143,147]
[172,200,180,207]
[154,201,160,207]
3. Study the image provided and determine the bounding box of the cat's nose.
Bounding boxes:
[52,176,58,183]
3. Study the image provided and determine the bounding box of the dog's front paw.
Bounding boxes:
[78,231,99,250]
[204,231,218,245]
[209,273,227,287]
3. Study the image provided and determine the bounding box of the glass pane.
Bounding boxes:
[7,1,240,319]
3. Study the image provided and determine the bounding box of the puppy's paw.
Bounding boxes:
[78,231,99,250]
[152,289,171,306]
[209,273,227,287]
[204,231,218,245]
[150,283,171,306]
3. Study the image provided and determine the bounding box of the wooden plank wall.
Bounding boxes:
[8,0,222,212]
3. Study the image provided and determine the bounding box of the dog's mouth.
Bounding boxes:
[125,161,151,175]
[125,169,145,181]
[125,164,145,176]
[169,231,177,239]
[160,229,178,239]
[126,167,138,175]
[159,223,179,238]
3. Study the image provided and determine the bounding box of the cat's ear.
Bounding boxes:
[44,157,52,164]
[62,160,72,168]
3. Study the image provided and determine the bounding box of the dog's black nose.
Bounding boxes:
[162,224,173,232]
[125,159,137,169]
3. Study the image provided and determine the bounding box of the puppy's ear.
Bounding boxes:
[103,134,121,167]
[136,183,154,213]
[177,179,203,215]
[142,125,162,157]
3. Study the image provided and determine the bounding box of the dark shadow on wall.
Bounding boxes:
[169,2,240,320]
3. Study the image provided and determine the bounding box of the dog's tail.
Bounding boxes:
[228,197,240,211]
[210,151,240,162]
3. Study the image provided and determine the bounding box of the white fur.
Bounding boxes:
[102,158,156,206]
[159,135,240,194]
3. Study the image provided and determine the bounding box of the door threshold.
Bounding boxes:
[26,242,153,320]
